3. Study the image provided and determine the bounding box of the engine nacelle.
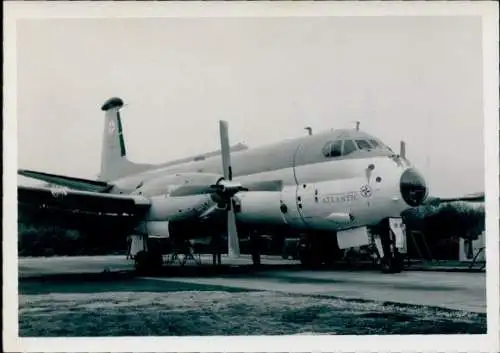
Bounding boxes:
[236,191,287,225]
[147,194,215,222]
[134,172,222,197]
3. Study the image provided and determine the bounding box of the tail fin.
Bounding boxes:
[99,97,154,181]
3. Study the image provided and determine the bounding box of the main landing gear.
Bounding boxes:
[297,231,341,268]
[134,249,163,274]
[129,234,164,274]
[297,218,406,273]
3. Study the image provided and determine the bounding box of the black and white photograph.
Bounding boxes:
[3,1,499,352]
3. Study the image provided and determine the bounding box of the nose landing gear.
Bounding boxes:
[371,218,405,273]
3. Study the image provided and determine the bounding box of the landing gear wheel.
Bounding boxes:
[373,219,405,274]
[392,251,405,273]
[298,240,313,267]
[298,238,322,268]
[134,250,163,274]
[379,251,404,274]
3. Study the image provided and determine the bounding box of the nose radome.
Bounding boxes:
[400,168,428,207]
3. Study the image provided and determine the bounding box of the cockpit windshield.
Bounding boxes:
[322,140,342,157]
[342,140,357,155]
[322,136,392,159]
[355,140,373,150]
[369,138,394,152]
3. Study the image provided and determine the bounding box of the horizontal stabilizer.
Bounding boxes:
[18,169,111,193]
[18,185,150,216]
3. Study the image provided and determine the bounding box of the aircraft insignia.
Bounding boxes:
[50,187,68,199]
[108,120,116,135]
[360,184,372,198]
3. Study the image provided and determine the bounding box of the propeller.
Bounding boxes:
[219,120,240,258]
[168,122,283,256]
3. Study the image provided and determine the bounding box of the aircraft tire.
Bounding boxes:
[298,239,322,268]
[379,251,404,274]
[297,241,313,267]
[134,250,163,274]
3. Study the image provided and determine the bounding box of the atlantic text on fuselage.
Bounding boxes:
[322,191,359,204]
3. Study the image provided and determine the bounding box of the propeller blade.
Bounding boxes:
[227,202,240,257]
[199,204,219,220]
[219,120,232,181]
[218,120,240,258]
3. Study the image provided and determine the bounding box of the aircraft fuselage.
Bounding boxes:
[109,127,427,235]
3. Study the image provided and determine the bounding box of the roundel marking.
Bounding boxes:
[108,120,117,134]
[360,184,372,198]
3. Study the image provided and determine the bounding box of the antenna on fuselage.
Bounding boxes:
[304,127,312,136]
[355,121,360,131]
[400,141,406,159]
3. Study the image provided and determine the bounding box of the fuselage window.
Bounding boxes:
[342,140,357,155]
[355,140,372,150]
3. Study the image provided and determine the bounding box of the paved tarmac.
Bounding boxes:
[18,255,486,313]
[144,269,486,313]
[18,254,298,277]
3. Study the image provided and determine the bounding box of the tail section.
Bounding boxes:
[98,96,250,182]
[99,97,154,181]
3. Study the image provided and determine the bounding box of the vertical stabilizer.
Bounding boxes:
[98,97,153,181]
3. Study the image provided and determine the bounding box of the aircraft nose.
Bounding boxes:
[399,168,428,207]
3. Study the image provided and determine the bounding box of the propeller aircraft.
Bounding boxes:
[18,96,475,274]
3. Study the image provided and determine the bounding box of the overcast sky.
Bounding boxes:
[17,16,484,197]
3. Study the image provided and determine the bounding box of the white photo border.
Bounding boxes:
[3,1,499,352]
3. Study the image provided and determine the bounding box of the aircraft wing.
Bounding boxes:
[18,185,150,216]
[18,169,112,193]
[437,194,485,203]
[424,192,485,205]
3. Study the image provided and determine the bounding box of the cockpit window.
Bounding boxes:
[342,140,357,155]
[322,142,331,157]
[355,140,373,150]
[368,139,380,148]
[331,141,342,157]
[322,141,342,158]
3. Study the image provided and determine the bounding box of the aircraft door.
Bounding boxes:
[291,137,349,231]
[295,182,323,229]
[280,184,308,229]
[278,140,309,229]
[295,180,348,231]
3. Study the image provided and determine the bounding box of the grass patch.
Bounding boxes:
[20,278,252,295]
[19,289,486,336]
